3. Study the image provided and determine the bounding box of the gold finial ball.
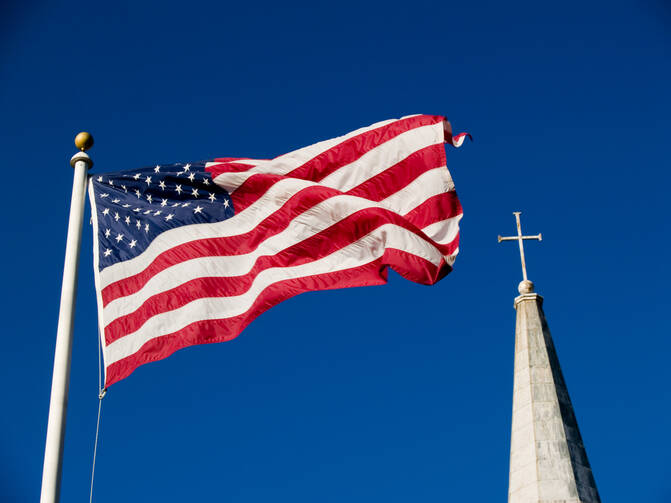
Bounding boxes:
[74,132,94,152]
[518,280,535,294]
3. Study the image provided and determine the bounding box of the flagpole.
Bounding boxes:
[40,133,94,503]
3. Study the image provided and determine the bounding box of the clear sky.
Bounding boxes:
[1,1,669,501]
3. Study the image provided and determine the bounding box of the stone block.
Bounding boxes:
[533,415,566,442]
[530,365,554,383]
[507,293,600,502]
[510,422,535,455]
[537,478,578,501]
[515,348,530,372]
[536,458,575,483]
[511,402,534,429]
[509,464,538,493]
[537,440,571,461]
[509,480,539,503]
[513,385,532,409]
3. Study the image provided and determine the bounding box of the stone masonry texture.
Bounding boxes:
[508,293,600,503]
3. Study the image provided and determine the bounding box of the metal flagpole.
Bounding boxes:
[40,133,94,503]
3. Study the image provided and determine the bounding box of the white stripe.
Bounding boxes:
[204,117,407,176]
[318,122,443,192]
[445,247,459,266]
[379,167,454,216]
[102,180,459,323]
[208,116,432,194]
[104,222,444,365]
[102,194,376,322]
[204,171,255,195]
[88,178,109,384]
[99,177,315,288]
[451,134,467,147]
[422,214,462,245]
[100,123,445,289]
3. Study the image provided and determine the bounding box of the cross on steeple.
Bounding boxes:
[498,211,542,282]
[502,211,601,503]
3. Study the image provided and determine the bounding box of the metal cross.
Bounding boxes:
[498,212,542,281]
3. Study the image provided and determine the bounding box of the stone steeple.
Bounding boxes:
[499,212,600,503]
[507,280,600,502]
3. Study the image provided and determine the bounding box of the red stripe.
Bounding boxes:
[207,158,268,177]
[101,115,466,387]
[206,115,444,213]
[230,143,445,214]
[101,183,345,306]
[212,157,265,162]
[345,143,446,201]
[207,161,257,175]
[443,119,472,147]
[104,204,460,344]
[102,164,458,307]
[452,132,470,144]
[105,250,450,387]
[229,173,285,213]
[403,192,462,229]
[284,115,443,182]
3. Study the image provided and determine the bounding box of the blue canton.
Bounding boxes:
[91,161,234,270]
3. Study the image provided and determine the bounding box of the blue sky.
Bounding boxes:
[1,1,669,501]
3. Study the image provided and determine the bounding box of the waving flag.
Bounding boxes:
[89,115,469,386]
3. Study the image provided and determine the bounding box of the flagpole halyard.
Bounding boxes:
[40,134,93,503]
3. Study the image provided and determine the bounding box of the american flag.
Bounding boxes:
[90,115,469,386]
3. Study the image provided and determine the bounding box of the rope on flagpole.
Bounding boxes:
[89,328,106,503]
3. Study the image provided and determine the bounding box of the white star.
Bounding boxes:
[159,180,166,190]
[191,188,199,198]
[104,228,111,238]
[124,216,131,225]
[102,208,110,216]
[100,193,109,198]
[103,248,112,257]
[144,210,152,215]
[133,173,141,180]
[115,233,124,243]
[112,198,120,204]
[223,199,230,208]
[144,223,150,233]
[97,176,103,182]
[182,163,191,172]
[153,210,162,216]
[203,178,210,186]
[172,202,181,207]
[133,208,141,212]
[161,198,168,207]
[154,165,161,173]
[194,205,203,214]
[135,189,141,198]
[188,172,196,182]
[136,220,141,229]
[108,179,114,186]
[181,202,190,207]
[175,184,183,195]
[208,193,216,202]
[146,194,153,203]
[165,214,174,221]
[122,204,131,208]
[129,239,137,249]
[145,176,152,186]
[114,212,120,222]
[121,185,128,193]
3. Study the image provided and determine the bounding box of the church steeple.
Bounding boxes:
[500,213,600,503]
